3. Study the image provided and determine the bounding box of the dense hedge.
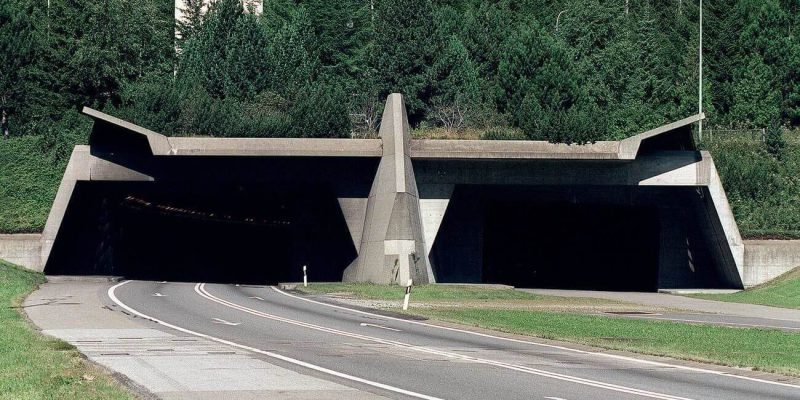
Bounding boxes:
[700,134,800,238]
[0,136,72,233]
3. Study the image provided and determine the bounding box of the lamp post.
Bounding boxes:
[698,0,703,141]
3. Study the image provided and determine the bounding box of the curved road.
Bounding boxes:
[109,281,800,400]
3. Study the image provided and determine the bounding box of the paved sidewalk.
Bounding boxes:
[521,288,800,322]
[24,281,385,400]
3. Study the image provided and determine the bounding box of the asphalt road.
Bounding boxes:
[109,281,800,400]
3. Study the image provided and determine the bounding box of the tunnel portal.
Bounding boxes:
[429,185,734,291]
[483,202,659,291]
[45,181,356,284]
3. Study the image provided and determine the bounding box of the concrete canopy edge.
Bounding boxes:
[410,113,704,161]
[81,107,383,157]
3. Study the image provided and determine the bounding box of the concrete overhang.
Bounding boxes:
[82,107,383,157]
[410,113,704,161]
[83,107,703,161]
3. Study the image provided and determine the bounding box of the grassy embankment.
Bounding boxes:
[300,283,800,376]
[691,267,800,309]
[0,260,134,399]
[0,136,69,233]
[699,133,800,239]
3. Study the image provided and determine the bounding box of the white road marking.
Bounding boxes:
[271,286,800,390]
[249,296,265,301]
[544,397,568,400]
[107,281,443,400]
[198,283,693,400]
[212,318,240,326]
[360,323,402,332]
[627,315,800,331]
[152,293,166,297]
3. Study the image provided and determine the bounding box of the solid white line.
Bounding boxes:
[107,281,443,400]
[270,286,800,390]
[360,323,402,332]
[627,315,800,331]
[199,284,694,400]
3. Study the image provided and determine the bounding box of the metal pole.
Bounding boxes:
[698,0,703,141]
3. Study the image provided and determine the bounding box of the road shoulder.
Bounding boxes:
[25,280,387,400]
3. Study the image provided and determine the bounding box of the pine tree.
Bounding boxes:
[428,35,482,131]
[372,0,438,123]
[176,0,206,47]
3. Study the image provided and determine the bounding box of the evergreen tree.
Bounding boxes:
[372,0,438,122]
[729,55,781,128]
[0,1,58,135]
[428,36,482,130]
[176,0,206,47]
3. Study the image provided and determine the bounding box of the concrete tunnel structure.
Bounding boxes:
[38,93,751,290]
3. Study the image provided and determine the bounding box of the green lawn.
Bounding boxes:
[690,267,800,309]
[300,283,541,301]
[0,260,134,400]
[419,308,800,376]
[300,283,800,376]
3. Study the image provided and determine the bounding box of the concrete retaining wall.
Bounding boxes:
[743,240,800,287]
[0,234,42,271]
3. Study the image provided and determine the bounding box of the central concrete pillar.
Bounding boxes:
[342,94,433,284]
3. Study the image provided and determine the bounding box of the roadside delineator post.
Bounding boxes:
[403,278,412,310]
[303,265,308,287]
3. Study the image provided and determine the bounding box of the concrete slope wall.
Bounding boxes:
[0,234,42,270]
[743,240,800,287]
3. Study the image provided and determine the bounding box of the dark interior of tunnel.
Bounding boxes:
[45,181,356,284]
[429,185,712,291]
[482,202,660,291]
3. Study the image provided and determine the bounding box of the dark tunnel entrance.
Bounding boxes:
[483,202,660,291]
[428,185,732,292]
[45,182,356,284]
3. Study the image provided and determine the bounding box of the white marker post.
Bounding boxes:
[402,278,412,311]
[303,265,308,287]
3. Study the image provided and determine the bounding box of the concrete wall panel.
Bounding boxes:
[743,240,800,287]
[337,198,368,251]
[0,234,41,270]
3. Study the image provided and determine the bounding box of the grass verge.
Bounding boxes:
[300,283,800,376]
[0,260,135,399]
[690,267,800,309]
[299,283,540,301]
